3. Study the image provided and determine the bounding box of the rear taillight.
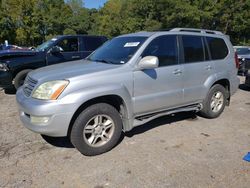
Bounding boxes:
[235,52,240,69]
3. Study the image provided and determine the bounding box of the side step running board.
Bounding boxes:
[134,103,202,127]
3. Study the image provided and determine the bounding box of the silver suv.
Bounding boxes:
[16,28,240,156]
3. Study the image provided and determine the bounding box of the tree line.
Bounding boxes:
[0,0,249,46]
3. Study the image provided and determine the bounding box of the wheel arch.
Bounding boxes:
[211,78,230,105]
[67,94,130,136]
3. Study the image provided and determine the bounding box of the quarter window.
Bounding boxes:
[57,38,79,52]
[182,35,204,63]
[206,37,228,60]
[142,35,178,67]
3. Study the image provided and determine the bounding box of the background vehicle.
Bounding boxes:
[16,28,239,156]
[244,61,250,88]
[245,70,250,87]
[234,46,250,75]
[0,44,24,51]
[0,35,107,89]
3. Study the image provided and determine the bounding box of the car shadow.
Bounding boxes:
[239,84,250,91]
[41,135,74,148]
[124,111,198,138]
[42,112,198,149]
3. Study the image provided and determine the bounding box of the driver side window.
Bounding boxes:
[56,38,79,52]
[142,35,178,67]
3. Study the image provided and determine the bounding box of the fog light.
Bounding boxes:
[30,116,50,124]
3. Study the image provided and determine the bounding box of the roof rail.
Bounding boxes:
[170,28,224,35]
[153,28,173,32]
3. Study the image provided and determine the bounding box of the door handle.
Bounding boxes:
[72,56,80,59]
[173,69,182,75]
[206,65,212,70]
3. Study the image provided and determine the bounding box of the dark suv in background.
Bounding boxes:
[0,35,107,89]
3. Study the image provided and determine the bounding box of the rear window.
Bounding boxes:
[206,37,228,60]
[182,35,204,63]
[235,47,250,55]
[84,37,105,51]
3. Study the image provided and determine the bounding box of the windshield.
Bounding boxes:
[87,36,147,64]
[36,38,58,52]
[236,47,250,55]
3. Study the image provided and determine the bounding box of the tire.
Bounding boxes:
[14,69,32,89]
[199,84,227,119]
[70,103,122,156]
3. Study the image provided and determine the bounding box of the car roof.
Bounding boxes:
[118,32,156,37]
[118,28,226,38]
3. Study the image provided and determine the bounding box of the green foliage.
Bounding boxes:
[0,0,249,46]
[0,0,16,43]
[63,28,77,35]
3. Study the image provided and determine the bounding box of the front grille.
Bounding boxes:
[23,76,38,97]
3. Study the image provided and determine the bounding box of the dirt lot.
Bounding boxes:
[0,77,249,188]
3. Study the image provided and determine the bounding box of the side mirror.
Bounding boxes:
[50,46,61,54]
[138,56,159,70]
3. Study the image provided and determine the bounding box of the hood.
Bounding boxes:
[0,49,37,58]
[29,59,121,82]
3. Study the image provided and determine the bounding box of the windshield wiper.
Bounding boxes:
[92,59,114,64]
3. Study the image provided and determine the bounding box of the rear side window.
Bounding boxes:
[206,37,228,60]
[182,35,204,63]
[142,35,178,67]
[84,37,105,51]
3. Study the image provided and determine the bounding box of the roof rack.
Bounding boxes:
[170,28,224,35]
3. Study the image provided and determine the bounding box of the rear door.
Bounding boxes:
[133,35,184,115]
[181,35,215,104]
[47,37,82,65]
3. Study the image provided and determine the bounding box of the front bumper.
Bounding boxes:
[0,71,13,88]
[16,88,76,137]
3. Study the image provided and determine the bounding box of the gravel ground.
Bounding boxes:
[0,76,250,188]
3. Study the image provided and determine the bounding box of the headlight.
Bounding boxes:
[0,63,9,71]
[32,80,69,100]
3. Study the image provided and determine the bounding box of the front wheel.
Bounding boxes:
[70,103,122,156]
[14,69,32,89]
[199,84,227,119]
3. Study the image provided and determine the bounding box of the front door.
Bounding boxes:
[133,35,184,115]
[47,37,82,65]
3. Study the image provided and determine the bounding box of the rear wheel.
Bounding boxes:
[14,69,32,89]
[199,84,227,119]
[70,103,122,156]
